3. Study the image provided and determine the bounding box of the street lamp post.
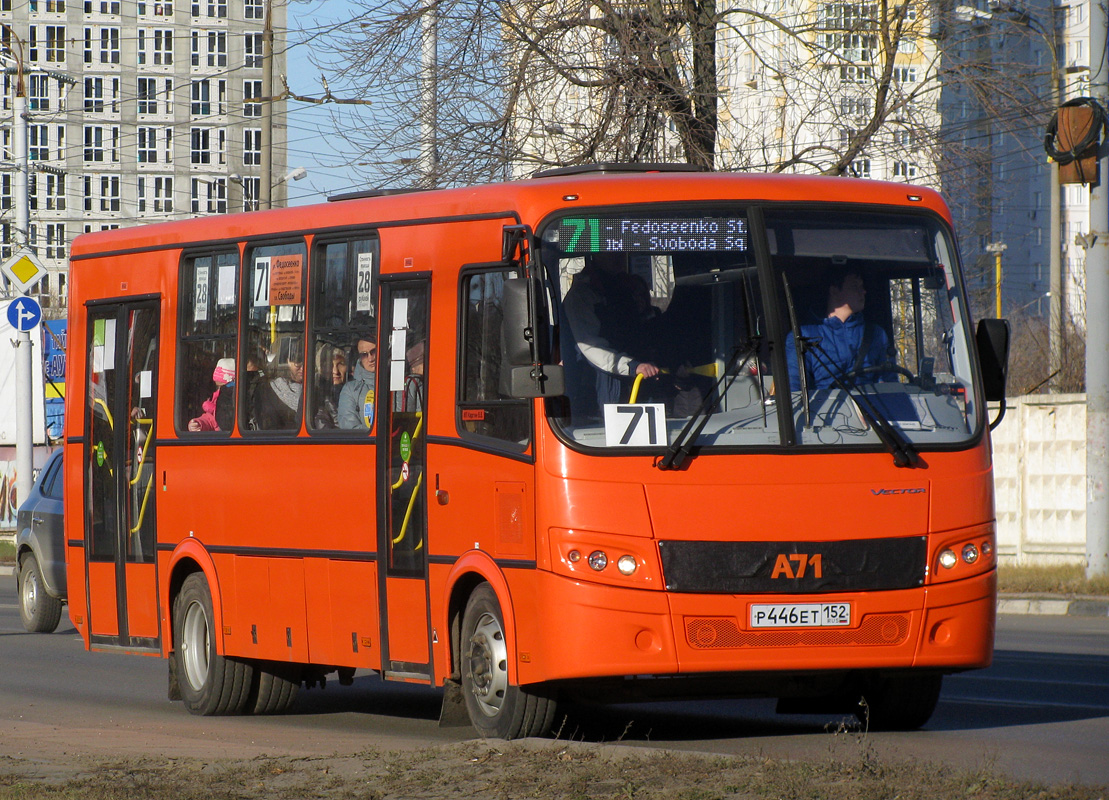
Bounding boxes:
[986,241,1007,318]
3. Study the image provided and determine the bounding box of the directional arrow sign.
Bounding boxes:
[1,249,48,294]
[6,295,43,332]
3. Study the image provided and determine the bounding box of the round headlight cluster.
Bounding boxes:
[938,539,991,570]
[567,549,639,576]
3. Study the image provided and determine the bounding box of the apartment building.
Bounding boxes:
[0,0,288,313]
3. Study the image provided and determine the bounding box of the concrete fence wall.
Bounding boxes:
[991,394,1088,565]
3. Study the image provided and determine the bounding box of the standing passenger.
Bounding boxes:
[561,254,660,419]
[254,342,304,430]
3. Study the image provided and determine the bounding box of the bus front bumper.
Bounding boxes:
[522,568,995,685]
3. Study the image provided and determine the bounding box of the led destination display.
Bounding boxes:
[556,216,748,253]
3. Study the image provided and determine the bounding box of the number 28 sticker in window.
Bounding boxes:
[603,403,667,447]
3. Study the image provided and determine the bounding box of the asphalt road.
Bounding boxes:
[1,574,1106,787]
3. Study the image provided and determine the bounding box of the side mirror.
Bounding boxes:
[502,277,565,398]
[976,318,1010,429]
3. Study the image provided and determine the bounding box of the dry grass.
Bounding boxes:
[998,563,1109,596]
[0,741,1105,800]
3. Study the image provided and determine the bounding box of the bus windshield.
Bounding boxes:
[540,205,979,453]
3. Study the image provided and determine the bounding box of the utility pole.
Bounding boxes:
[1045,5,1063,392]
[1085,0,1109,580]
[0,25,34,507]
[420,0,438,187]
[260,0,274,209]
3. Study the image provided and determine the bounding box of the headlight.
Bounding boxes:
[617,555,638,576]
[587,550,608,571]
[939,549,958,569]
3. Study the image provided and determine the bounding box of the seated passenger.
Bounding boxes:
[313,345,347,429]
[338,335,377,429]
[785,268,893,391]
[187,358,234,432]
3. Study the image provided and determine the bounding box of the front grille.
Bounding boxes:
[685,614,910,649]
[658,537,927,593]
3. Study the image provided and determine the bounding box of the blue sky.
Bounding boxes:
[282,0,369,206]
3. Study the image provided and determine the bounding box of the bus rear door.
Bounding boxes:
[83,299,161,651]
[377,277,433,680]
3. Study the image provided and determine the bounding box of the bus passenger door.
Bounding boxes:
[377,277,433,680]
[84,300,161,651]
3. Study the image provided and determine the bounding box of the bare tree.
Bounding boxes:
[306,0,1054,197]
[302,0,1073,395]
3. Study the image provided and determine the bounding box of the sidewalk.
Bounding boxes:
[997,594,1109,617]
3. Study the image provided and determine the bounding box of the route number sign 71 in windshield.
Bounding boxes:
[604,403,668,447]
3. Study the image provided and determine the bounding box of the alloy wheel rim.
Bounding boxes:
[467,612,509,717]
[181,600,210,690]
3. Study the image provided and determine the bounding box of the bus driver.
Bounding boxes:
[785,268,894,391]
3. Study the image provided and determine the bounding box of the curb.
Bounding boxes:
[997,595,1109,617]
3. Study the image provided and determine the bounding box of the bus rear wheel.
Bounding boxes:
[460,583,556,739]
[858,673,943,731]
[249,661,302,714]
[172,572,254,715]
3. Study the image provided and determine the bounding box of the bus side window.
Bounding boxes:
[176,251,239,434]
[244,242,308,432]
[458,268,531,446]
[308,237,379,433]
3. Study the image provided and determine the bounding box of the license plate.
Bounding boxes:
[749,602,852,628]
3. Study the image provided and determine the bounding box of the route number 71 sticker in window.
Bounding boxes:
[603,403,667,447]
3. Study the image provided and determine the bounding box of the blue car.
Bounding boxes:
[15,450,66,633]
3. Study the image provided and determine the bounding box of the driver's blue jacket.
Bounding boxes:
[785,313,891,391]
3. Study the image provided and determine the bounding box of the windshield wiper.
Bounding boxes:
[804,345,920,469]
[656,341,760,471]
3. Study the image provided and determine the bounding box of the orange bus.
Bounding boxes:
[64,165,1010,738]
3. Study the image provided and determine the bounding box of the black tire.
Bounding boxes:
[249,660,302,714]
[18,554,63,633]
[857,673,943,731]
[460,583,557,739]
[172,572,254,715]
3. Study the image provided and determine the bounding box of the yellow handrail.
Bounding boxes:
[130,473,154,536]
[392,471,424,546]
[629,373,644,403]
[129,419,153,487]
[627,362,717,404]
[93,398,114,429]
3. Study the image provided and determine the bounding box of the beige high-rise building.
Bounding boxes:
[1,0,288,313]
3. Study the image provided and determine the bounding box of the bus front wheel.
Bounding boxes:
[172,572,254,716]
[460,583,556,739]
[858,673,943,731]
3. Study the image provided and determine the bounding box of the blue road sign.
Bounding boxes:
[6,295,43,332]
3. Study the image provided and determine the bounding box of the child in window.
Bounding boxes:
[188,358,235,431]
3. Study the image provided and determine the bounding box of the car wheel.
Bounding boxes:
[172,572,253,715]
[460,583,556,739]
[19,554,63,633]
